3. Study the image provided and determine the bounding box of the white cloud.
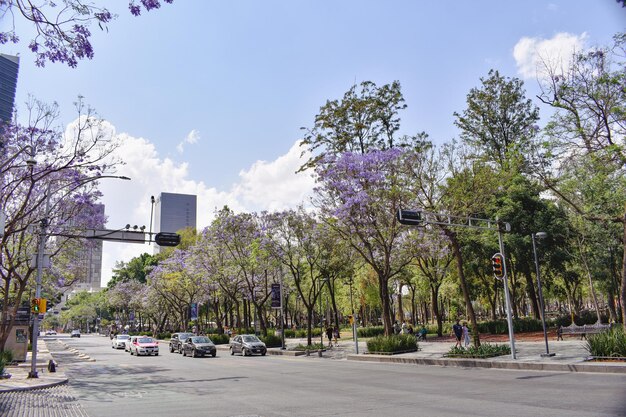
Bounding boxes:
[95,124,315,286]
[176,129,200,154]
[513,32,587,80]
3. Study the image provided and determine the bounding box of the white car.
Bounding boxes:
[112,334,131,349]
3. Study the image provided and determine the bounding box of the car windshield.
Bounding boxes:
[242,335,260,343]
[178,333,194,339]
[117,335,130,340]
[192,336,211,344]
[138,337,154,343]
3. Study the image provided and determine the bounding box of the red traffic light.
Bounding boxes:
[491,253,504,278]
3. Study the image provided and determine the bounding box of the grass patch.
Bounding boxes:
[366,334,418,354]
[585,328,626,358]
[445,343,511,358]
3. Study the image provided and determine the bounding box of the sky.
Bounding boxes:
[2,1,625,286]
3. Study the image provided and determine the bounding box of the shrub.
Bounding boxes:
[476,318,543,334]
[357,326,385,338]
[585,328,626,358]
[366,334,417,354]
[0,358,4,376]
[260,334,282,348]
[292,342,325,351]
[0,350,14,363]
[446,343,511,358]
[207,334,229,345]
[283,329,296,338]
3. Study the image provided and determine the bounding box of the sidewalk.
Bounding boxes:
[0,340,68,393]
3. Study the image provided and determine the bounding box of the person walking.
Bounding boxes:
[326,326,333,347]
[452,319,463,348]
[462,322,471,348]
[333,326,340,346]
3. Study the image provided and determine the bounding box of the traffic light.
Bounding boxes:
[39,298,47,313]
[154,232,181,247]
[491,253,504,278]
[397,209,422,226]
[31,298,40,313]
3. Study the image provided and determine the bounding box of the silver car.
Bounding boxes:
[230,334,267,356]
[111,334,131,349]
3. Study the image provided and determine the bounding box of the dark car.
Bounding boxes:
[182,336,217,358]
[230,334,267,356]
[169,332,194,353]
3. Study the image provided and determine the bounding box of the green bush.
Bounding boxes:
[284,329,296,338]
[552,312,609,327]
[0,358,4,376]
[476,318,543,334]
[260,334,282,348]
[292,342,325,351]
[357,326,385,338]
[585,328,626,358]
[426,323,451,336]
[366,334,417,354]
[0,350,14,363]
[446,343,511,358]
[207,334,230,345]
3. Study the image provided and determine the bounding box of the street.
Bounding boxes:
[9,334,626,417]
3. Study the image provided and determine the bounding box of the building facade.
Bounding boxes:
[154,192,197,237]
[0,53,19,123]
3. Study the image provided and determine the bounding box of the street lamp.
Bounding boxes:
[532,231,554,357]
[29,174,131,378]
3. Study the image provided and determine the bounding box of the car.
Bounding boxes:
[182,336,217,358]
[111,334,131,349]
[129,336,159,356]
[169,332,194,354]
[70,329,81,338]
[229,334,267,356]
[44,330,57,336]
[125,335,138,352]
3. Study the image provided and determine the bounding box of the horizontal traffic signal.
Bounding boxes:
[154,232,181,247]
[397,209,422,226]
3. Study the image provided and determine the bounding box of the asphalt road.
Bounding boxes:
[45,334,626,417]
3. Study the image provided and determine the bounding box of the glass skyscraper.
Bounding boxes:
[0,53,19,124]
[154,192,197,236]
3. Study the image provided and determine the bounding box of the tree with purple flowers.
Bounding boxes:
[0,0,174,67]
[0,97,123,350]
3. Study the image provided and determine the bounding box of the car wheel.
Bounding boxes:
[130,349,133,355]
[179,347,183,354]
[192,349,197,358]
[212,351,216,358]
[169,345,174,353]
[182,348,186,357]
[155,353,158,356]
[230,347,234,356]
[242,348,248,356]
[262,351,266,356]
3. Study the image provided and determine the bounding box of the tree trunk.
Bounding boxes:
[442,227,480,347]
[379,275,393,336]
[524,271,541,319]
[431,284,443,336]
[621,207,626,330]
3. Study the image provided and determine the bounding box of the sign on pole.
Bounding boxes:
[190,303,198,321]
[271,284,281,309]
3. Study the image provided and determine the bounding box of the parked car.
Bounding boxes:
[125,335,138,352]
[169,332,194,354]
[182,336,217,358]
[70,329,81,338]
[129,336,159,356]
[230,334,267,356]
[111,334,131,349]
[44,330,57,336]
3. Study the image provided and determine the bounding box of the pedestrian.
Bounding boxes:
[326,326,333,347]
[452,319,463,348]
[557,325,563,341]
[407,325,414,335]
[333,326,340,346]
[401,322,408,334]
[462,322,471,348]
[393,321,401,335]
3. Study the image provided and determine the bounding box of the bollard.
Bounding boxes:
[318,349,323,357]
[47,360,56,372]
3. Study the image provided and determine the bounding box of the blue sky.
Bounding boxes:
[3,1,624,284]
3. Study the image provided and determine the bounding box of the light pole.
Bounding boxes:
[346,276,359,354]
[532,231,554,357]
[29,174,130,378]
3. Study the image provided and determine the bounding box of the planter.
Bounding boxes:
[584,356,626,362]
[367,348,418,355]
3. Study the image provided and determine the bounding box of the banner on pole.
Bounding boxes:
[271,284,281,309]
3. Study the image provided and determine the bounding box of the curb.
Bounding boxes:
[346,354,626,373]
[0,377,69,393]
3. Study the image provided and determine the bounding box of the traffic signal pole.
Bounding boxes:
[498,227,516,360]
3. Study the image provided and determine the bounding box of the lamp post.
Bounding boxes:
[532,231,554,357]
[29,174,130,378]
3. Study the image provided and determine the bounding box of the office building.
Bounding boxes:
[0,53,19,123]
[154,192,197,236]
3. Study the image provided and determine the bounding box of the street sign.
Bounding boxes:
[271,284,281,309]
